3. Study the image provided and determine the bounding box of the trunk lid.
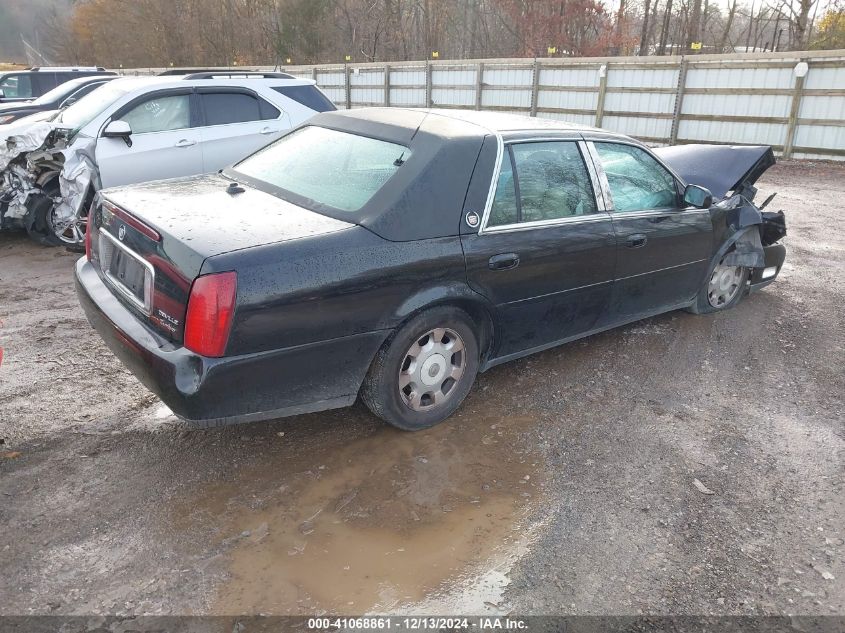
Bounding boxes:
[91,174,353,342]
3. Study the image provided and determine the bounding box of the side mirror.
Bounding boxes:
[61,97,77,108]
[683,184,713,209]
[103,120,132,147]
[103,120,132,138]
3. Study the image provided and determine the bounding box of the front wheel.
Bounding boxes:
[25,178,88,249]
[361,306,480,431]
[688,256,749,314]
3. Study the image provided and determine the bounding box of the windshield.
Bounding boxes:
[233,126,409,213]
[55,81,134,133]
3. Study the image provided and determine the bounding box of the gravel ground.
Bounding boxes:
[0,160,842,617]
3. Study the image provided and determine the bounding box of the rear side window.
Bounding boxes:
[200,92,279,125]
[272,85,336,112]
[487,141,597,227]
[0,74,32,98]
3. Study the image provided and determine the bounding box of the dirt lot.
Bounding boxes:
[0,161,843,617]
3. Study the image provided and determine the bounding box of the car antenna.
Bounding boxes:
[393,152,406,167]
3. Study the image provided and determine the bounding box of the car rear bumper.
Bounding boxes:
[749,243,786,292]
[75,257,387,425]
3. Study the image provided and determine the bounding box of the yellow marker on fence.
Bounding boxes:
[431,51,439,59]
[548,46,557,55]
[691,42,702,50]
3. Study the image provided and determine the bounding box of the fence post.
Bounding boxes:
[595,63,609,127]
[425,61,433,107]
[344,64,352,110]
[669,58,689,145]
[384,64,391,107]
[783,59,808,159]
[475,62,484,110]
[312,66,317,82]
[530,59,540,117]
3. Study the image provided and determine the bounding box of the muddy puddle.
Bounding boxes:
[170,408,546,615]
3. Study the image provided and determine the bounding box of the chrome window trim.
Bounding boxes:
[99,229,155,315]
[477,136,607,235]
[481,214,612,235]
[477,132,505,235]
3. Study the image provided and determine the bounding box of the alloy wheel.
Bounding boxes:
[398,327,466,411]
[708,261,744,308]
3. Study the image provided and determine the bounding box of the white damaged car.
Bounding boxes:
[0,72,336,246]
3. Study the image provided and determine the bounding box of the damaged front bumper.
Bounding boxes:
[1,123,96,241]
[749,243,786,292]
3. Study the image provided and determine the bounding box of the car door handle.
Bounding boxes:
[175,139,196,148]
[625,234,647,248]
[488,253,520,271]
[260,126,280,135]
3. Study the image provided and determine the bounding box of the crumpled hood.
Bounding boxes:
[101,173,355,259]
[0,120,55,171]
[654,144,775,200]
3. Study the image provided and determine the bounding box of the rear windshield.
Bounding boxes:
[271,85,336,112]
[233,126,409,213]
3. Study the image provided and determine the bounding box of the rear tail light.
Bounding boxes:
[184,271,237,357]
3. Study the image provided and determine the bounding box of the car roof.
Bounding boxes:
[103,75,318,93]
[326,107,607,138]
[56,75,117,89]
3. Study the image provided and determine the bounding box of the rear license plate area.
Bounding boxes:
[99,232,154,313]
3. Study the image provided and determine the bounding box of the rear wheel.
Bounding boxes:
[688,255,749,314]
[361,306,479,431]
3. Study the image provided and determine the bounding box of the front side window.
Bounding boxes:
[594,142,677,212]
[233,126,409,213]
[0,74,32,98]
[487,141,597,228]
[200,92,279,125]
[121,94,190,134]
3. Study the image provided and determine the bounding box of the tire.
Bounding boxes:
[25,179,62,247]
[361,306,480,431]
[25,177,88,248]
[687,255,750,314]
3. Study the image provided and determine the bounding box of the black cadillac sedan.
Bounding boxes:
[76,108,787,430]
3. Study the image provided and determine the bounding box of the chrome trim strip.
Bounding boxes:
[503,279,612,306]
[584,141,615,212]
[579,139,607,212]
[614,258,707,281]
[477,132,505,235]
[481,213,611,234]
[100,230,155,315]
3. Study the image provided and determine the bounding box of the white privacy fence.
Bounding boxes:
[124,49,845,161]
